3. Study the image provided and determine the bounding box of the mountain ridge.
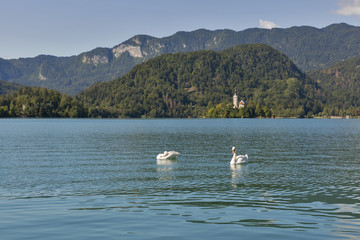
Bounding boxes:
[1,23,360,95]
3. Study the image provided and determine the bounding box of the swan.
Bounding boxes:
[156,151,180,160]
[230,146,248,164]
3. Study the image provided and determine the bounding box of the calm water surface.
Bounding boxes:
[0,119,359,239]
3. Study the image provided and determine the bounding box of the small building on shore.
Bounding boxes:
[233,89,246,108]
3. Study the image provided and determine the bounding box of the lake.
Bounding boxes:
[0,119,359,239]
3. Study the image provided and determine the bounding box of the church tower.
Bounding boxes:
[233,88,239,108]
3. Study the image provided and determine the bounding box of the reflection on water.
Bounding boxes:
[230,164,248,188]
[156,159,178,166]
[156,159,178,181]
[0,119,360,240]
[333,209,360,239]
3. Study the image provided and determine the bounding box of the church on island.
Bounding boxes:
[233,89,246,108]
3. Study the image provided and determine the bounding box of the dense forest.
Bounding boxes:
[308,56,360,116]
[0,87,87,118]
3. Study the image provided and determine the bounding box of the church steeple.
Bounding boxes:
[233,88,239,108]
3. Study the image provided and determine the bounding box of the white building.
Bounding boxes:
[233,89,239,108]
[233,89,246,108]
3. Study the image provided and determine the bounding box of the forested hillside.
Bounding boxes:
[0,80,21,95]
[79,44,321,118]
[0,87,86,118]
[3,44,360,119]
[308,56,360,116]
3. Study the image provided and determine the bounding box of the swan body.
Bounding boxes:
[157,151,180,160]
[230,146,248,164]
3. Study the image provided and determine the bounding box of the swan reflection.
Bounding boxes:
[156,159,177,165]
[230,164,248,188]
[156,159,178,181]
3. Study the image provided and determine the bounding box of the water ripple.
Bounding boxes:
[1,119,360,239]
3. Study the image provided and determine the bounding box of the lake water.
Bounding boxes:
[0,119,359,239]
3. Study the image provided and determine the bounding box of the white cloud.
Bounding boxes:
[258,19,280,29]
[336,0,360,16]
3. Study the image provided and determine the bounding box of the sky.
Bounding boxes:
[0,0,360,59]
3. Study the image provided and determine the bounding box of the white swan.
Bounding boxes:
[156,151,180,160]
[230,146,248,164]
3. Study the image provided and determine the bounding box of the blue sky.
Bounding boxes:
[1,0,359,59]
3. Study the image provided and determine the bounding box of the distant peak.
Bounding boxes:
[123,34,155,46]
[323,22,356,30]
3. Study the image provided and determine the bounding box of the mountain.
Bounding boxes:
[1,23,360,95]
[0,52,142,96]
[308,57,360,116]
[78,44,320,118]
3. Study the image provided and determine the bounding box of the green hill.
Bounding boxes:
[0,86,86,118]
[79,44,320,118]
[1,23,360,95]
[308,57,360,116]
